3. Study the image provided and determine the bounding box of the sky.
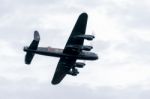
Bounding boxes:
[0,0,150,99]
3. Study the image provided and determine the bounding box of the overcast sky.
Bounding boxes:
[0,0,150,99]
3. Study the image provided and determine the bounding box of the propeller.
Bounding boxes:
[83,60,86,66]
[89,30,95,47]
[92,30,95,37]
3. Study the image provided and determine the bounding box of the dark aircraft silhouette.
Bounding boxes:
[23,13,98,85]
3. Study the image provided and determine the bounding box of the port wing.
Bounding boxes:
[63,13,88,54]
[51,13,88,84]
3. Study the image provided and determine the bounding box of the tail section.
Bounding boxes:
[24,31,40,64]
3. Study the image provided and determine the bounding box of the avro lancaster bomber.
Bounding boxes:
[24,13,98,85]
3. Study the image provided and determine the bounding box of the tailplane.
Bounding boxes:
[24,31,40,64]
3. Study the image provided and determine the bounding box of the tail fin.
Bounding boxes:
[24,31,40,64]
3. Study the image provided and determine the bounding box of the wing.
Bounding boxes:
[51,13,88,84]
[51,57,76,85]
[63,13,88,54]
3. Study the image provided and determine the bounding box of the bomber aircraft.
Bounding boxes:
[24,13,98,85]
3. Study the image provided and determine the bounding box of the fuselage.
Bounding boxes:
[24,47,98,60]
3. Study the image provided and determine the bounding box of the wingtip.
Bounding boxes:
[80,12,88,17]
[51,81,59,85]
[34,30,40,41]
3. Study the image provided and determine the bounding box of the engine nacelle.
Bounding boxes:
[67,68,79,76]
[75,62,85,68]
[74,35,95,40]
[66,45,93,51]
[81,45,93,51]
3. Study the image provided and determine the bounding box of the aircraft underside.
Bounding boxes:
[23,13,98,85]
[24,47,98,61]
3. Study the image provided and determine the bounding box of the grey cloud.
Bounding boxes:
[0,0,83,42]
[0,1,15,16]
[103,1,150,29]
[0,78,150,99]
[94,40,112,52]
[15,0,58,5]
[94,37,150,67]
[0,0,150,99]
[75,0,105,8]
[114,37,150,64]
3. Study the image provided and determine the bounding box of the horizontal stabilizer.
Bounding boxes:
[24,31,40,64]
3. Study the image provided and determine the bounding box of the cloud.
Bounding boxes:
[0,78,150,99]
[0,0,150,99]
[102,0,150,30]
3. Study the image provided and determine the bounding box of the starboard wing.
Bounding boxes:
[51,58,76,85]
